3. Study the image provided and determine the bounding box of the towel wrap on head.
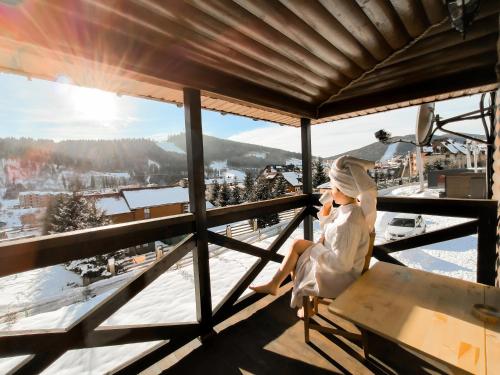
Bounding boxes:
[329,156,377,231]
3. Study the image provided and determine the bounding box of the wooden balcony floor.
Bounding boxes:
[143,287,375,375]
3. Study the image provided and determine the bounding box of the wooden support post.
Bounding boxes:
[301,118,313,240]
[184,88,213,335]
[492,21,500,287]
[492,89,500,286]
[477,207,497,286]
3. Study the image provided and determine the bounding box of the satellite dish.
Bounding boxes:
[415,103,435,146]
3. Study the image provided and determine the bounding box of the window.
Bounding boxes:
[144,207,150,219]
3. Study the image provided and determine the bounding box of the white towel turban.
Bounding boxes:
[329,156,377,231]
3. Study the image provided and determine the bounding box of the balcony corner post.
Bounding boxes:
[184,88,213,334]
[301,118,313,241]
[492,86,500,286]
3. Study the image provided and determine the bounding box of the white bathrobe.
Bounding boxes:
[290,203,370,308]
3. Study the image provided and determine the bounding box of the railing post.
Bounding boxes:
[301,118,313,240]
[477,205,497,286]
[184,88,213,336]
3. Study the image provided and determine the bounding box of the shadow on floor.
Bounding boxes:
[163,292,351,374]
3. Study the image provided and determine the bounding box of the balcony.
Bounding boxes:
[0,192,496,373]
[0,0,499,373]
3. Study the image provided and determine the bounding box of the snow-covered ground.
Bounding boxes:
[0,184,482,374]
[375,184,476,281]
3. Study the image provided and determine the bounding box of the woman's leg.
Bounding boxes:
[249,239,314,295]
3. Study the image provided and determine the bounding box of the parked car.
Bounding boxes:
[385,214,426,241]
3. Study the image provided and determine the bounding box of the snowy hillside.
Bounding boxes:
[156,141,186,154]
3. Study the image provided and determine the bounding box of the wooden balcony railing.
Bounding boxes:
[0,194,496,374]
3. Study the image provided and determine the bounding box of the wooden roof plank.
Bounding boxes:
[356,0,411,50]
[234,0,361,81]
[389,0,431,38]
[141,0,332,98]
[318,67,497,119]
[186,0,342,90]
[280,0,377,70]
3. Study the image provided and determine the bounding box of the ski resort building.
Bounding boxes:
[0,1,499,374]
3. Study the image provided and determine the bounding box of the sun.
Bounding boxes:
[69,86,119,127]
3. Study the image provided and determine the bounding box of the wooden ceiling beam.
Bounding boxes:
[389,0,431,38]
[426,0,499,37]
[355,0,410,49]
[234,0,360,81]
[318,66,497,119]
[345,33,498,90]
[380,15,498,68]
[0,24,316,119]
[280,0,376,70]
[33,0,322,103]
[335,51,497,102]
[77,0,324,99]
[420,0,448,24]
[142,0,334,97]
[319,0,393,61]
[186,0,348,89]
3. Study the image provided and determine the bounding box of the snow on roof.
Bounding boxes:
[282,172,302,186]
[450,141,467,155]
[19,191,69,196]
[441,142,458,154]
[205,178,226,185]
[122,187,190,209]
[393,213,420,219]
[95,196,131,215]
[317,181,331,189]
[223,169,245,182]
[286,158,302,167]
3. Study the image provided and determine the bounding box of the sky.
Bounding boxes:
[0,72,491,158]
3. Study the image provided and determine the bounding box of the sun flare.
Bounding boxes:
[69,86,119,127]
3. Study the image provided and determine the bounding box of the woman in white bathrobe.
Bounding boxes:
[250,156,377,309]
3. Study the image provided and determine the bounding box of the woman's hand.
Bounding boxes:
[320,201,332,217]
[318,235,325,245]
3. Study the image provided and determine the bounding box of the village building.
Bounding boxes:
[94,196,134,224]
[259,165,303,194]
[18,191,70,208]
[121,186,190,220]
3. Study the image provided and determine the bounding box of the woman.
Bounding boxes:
[250,156,377,310]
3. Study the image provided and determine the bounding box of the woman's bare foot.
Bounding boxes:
[296,307,305,318]
[249,281,279,295]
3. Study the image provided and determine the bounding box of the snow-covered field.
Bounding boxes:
[0,184,482,374]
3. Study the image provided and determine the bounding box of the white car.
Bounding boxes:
[385,214,426,241]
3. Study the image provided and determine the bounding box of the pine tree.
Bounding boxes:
[313,160,328,188]
[253,177,269,202]
[219,181,231,207]
[61,174,67,190]
[243,171,254,201]
[273,175,288,198]
[45,194,111,278]
[254,177,279,228]
[90,175,96,189]
[210,180,221,205]
[231,185,242,205]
